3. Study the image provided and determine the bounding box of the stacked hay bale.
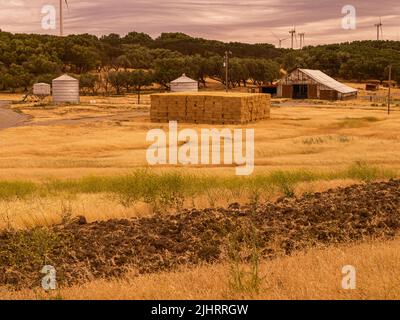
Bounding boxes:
[150,92,270,124]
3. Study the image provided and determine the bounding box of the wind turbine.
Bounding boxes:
[278,37,290,48]
[375,18,383,41]
[271,32,290,48]
[289,27,297,49]
[60,0,69,37]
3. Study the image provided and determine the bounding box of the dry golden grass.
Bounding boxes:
[0,194,153,230]
[1,90,400,300]
[0,178,360,230]
[0,91,400,229]
[0,93,23,100]
[1,94,400,180]
[2,238,400,300]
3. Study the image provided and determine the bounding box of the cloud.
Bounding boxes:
[0,0,399,45]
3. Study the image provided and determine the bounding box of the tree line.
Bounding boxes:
[0,30,399,95]
[283,41,400,83]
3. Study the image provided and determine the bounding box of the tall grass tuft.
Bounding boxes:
[343,161,396,182]
[0,164,397,212]
[226,219,263,296]
[0,181,37,201]
[268,170,317,198]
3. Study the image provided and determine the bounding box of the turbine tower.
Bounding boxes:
[60,0,69,37]
[298,33,305,49]
[289,28,297,49]
[375,18,383,41]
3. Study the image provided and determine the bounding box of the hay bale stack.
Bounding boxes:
[150,92,270,124]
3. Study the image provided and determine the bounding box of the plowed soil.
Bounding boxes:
[1,180,400,289]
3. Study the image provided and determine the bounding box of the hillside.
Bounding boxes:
[0,31,399,94]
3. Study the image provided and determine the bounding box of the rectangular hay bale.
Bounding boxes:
[150,92,271,125]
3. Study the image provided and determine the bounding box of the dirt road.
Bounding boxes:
[0,100,148,129]
[0,101,29,129]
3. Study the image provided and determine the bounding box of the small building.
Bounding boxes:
[258,84,278,96]
[382,80,397,88]
[366,83,380,91]
[52,74,80,104]
[33,83,51,96]
[277,68,358,100]
[170,74,198,93]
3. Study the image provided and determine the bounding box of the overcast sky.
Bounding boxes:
[1,0,399,46]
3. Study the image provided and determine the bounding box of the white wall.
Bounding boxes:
[171,82,198,92]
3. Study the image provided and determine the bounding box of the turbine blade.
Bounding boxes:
[270,31,279,40]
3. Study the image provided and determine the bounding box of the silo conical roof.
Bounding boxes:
[171,74,197,84]
[53,74,78,82]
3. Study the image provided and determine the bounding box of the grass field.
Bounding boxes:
[2,238,400,300]
[0,164,397,230]
[1,87,400,299]
[2,94,400,181]
[1,93,400,228]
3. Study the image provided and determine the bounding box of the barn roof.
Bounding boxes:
[171,74,197,84]
[299,69,357,94]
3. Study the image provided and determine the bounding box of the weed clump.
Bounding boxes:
[0,227,64,288]
[226,219,264,296]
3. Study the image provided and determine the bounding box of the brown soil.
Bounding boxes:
[1,180,400,289]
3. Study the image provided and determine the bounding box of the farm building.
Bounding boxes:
[277,68,358,100]
[366,82,380,91]
[52,75,80,104]
[170,74,198,92]
[258,84,278,96]
[33,83,51,96]
[382,80,397,88]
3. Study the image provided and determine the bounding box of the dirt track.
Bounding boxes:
[0,100,148,129]
[0,102,29,129]
[1,180,400,289]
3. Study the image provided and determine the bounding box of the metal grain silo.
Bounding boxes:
[170,74,198,92]
[52,75,80,104]
[33,83,51,96]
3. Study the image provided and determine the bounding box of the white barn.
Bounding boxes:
[277,68,358,100]
[170,74,198,93]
